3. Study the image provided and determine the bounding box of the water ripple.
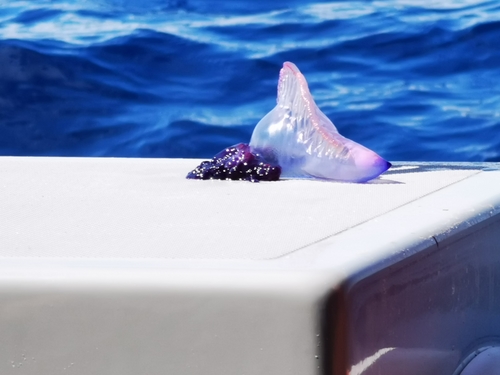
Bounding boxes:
[0,0,499,161]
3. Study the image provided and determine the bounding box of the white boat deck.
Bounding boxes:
[0,157,499,375]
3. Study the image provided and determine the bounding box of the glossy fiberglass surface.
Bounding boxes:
[0,158,499,375]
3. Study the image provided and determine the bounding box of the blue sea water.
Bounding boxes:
[0,0,499,161]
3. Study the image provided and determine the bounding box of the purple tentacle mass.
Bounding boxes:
[186,143,281,182]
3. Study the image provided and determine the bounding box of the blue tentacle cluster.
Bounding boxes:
[186,143,281,182]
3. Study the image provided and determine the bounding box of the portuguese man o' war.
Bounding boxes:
[187,62,391,183]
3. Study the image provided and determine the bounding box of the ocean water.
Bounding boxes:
[0,0,499,162]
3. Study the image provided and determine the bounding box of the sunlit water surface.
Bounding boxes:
[0,0,499,161]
